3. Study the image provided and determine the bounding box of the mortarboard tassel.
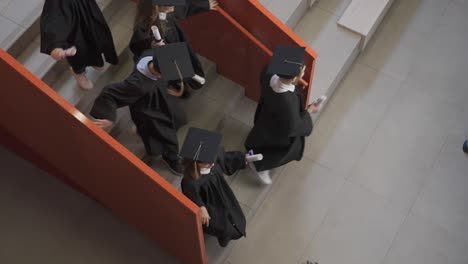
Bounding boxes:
[192,142,203,179]
[283,59,303,66]
[167,60,185,97]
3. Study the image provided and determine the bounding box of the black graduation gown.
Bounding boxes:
[89,60,180,158]
[129,0,210,89]
[244,72,313,172]
[181,151,247,245]
[40,0,118,71]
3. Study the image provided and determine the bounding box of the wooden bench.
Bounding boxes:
[337,0,394,50]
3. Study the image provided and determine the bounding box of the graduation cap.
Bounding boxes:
[267,45,306,79]
[180,127,223,164]
[153,42,195,82]
[152,0,186,6]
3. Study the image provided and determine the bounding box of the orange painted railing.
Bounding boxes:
[181,2,317,104]
[0,49,206,264]
[0,2,317,263]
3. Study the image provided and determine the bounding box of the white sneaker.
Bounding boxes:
[257,170,272,185]
[73,71,93,90]
[249,162,272,185]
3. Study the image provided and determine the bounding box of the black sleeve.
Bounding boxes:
[129,23,152,58]
[181,180,205,207]
[217,151,246,176]
[177,0,211,18]
[40,0,73,54]
[278,95,313,137]
[90,80,145,121]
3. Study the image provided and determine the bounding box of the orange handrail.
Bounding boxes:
[0,49,206,264]
[181,2,317,105]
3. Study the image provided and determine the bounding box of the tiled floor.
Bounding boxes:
[2,0,468,264]
[226,0,468,263]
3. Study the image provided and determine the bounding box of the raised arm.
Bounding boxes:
[90,80,144,122]
[217,151,246,176]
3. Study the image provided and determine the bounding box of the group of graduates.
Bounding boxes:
[40,0,324,248]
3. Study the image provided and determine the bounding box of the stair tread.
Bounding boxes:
[0,0,43,50]
[294,7,360,102]
[53,5,135,105]
[16,0,124,80]
[259,0,304,24]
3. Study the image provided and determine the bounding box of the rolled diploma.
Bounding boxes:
[151,26,162,42]
[192,74,206,85]
[246,154,263,162]
[64,46,77,57]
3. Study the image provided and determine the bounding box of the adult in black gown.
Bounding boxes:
[245,46,322,184]
[40,0,118,90]
[90,44,196,175]
[179,128,247,247]
[129,0,217,93]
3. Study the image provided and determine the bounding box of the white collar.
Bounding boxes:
[270,74,295,93]
[137,56,158,80]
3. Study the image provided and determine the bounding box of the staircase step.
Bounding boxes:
[16,0,124,81]
[0,0,43,50]
[107,55,219,142]
[294,6,361,121]
[51,0,136,106]
[259,0,310,29]
[113,74,245,187]
[338,0,395,50]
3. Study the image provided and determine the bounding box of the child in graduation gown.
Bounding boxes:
[90,43,197,175]
[129,0,218,96]
[245,46,324,185]
[180,127,250,247]
[40,0,119,90]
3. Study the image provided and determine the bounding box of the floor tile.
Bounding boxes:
[0,0,43,27]
[299,181,406,264]
[379,0,450,37]
[228,160,345,264]
[0,150,94,263]
[347,79,460,210]
[305,63,401,174]
[0,0,11,10]
[411,130,468,241]
[48,205,179,264]
[294,7,360,97]
[383,212,468,264]
[230,97,257,127]
[218,116,250,153]
[0,14,21,49]
[355,0,449,82]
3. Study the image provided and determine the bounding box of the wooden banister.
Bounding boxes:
[0,49,206,264]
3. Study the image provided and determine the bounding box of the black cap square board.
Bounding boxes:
[266,45,306,79]
[180,127,223,164]
[153,42,195,81]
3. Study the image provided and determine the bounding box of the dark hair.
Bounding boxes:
[182,159,200,180]
[134,0,169,34]
[277,74,296,80]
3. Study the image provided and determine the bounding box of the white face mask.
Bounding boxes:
[158,12,167,21]
[199,167,211,175]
